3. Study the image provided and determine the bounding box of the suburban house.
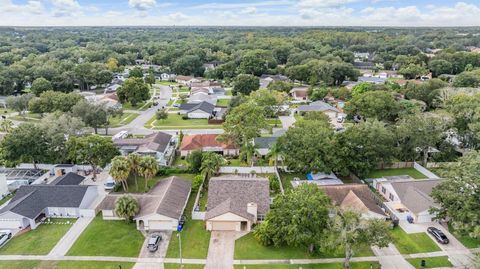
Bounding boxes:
[190,87,210,96]
[113,132,175,165]
[160,73,177,81]
[104,83,122,94]
[180,134,238,157]
[205,175,270,231]
[176,76,200,86]
[291,172,344,188]
[320,184,387,219]
[188,92,217,104]
[297,101,340,119]
[358,76,387,84]
[203,61,224,71]
[179,101,215,119]
[0,182,98,230]
[190,80,222,90]
[373,178,442,223]
[259,74,289,89]
[253,130,285,156]
[50,172,86,186]
[100,176,191,231]
[290,86,309,101]
[97,94,122,110]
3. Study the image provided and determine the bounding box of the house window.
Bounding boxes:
[257,215,266,221]
[381,186,386,194]
[389,193,395,201]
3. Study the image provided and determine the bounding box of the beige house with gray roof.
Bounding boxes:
[205,175,270,232]
[99,176,191,231]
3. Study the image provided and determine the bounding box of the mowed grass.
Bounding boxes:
[0,261,134,269]
[0,218,75,255]
[109,112,139,127]
[166,183,210,259]
[233,262,381,269]
[234,233,374,260]
[390,227,441,254]
[67,215,144,257]
[364,168,427,179]
[448,223,480,248]
[279,172,307,191]
[145,114,222,129]
[216,99,230,106]
[406,256,453,269]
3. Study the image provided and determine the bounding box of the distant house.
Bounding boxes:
[104,84,122,94]
[358,76,386,85]
[353,62,376,70]
[290,86,309,101]
[259,74,289,89]
[373,178,442,223]
[176,76,199,86]
[212,88,226,96]
[97,94,122,110]
[205,175,270,231]
[160,73,176,81]
[298,101,339,116]
[50,172,86,186]
[253,130,285,156]
[188,92,217,104]
[190,81,222,89]
[113,132,175,165]
[291,172,344,188]
[320,184,387,219]
[100,176,191,231]
[0,183,98,229]
[203,61,224,71]
[180,134,238,157]
[179,101,215,119]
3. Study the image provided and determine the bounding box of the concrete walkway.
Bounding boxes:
[205,231,236,269]
[48,217,94,257]
[278,114,296,129]
[372,244,415,269]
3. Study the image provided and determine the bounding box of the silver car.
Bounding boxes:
[0,230,12,247]
[147,234,161,252]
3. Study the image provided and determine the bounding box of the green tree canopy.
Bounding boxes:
[31,77,53,96]
[344,91,399,122]
[232,74,260,96]
[114,195,140,222]
[117,77,150,106]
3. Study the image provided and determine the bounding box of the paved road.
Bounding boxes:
[205,231,236,269]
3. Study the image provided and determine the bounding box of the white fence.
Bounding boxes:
[414,162,440,179]
[219,166,278,174]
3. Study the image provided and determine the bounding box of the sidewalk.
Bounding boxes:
[48,217,94,257]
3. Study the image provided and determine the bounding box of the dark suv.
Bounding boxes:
[427,227,449,244]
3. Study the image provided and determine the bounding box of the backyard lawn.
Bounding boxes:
[122,101,152,111]
[0,218,75,255]
[234,233,374,260]
[406,256,453,269]
[279,172,307,190]
[216,99,230,107]
[390,227,441,254]
[67,215,144,257]
[0,192,14,206]
[233,262,381,269]
[448,223,480,248]
[0,261,135,269]
[109,112,139,127]
[364,168,427,179]
[166,185,210,259]
[145,114,222,129]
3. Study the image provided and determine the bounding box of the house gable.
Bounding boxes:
[208,212,249,222]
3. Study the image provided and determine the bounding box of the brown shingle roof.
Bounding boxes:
[99,176,191,220]
[180,134,237,151]
[205,176,270,221]
[176,75,193,81]
[320,184,385,216]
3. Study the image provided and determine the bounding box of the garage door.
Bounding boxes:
[148,220,173,231]
[211,221,237,231]
[0,220,23,229]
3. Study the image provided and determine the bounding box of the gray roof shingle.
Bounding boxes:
[50,172,85,186]
[391,179,441,214]
[298,101,339,113]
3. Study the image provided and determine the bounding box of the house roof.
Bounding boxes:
[0,185,93,219]
[260,74,289,81]
[290,87,308,93]
[320,184,386,216]
[50,172,85,186]
[99,176,191,220]
[205,176,270,221]
[180,134,236,151]
[253,137,278,149]
[190,87,210,95]
[358,76,386,84]
[298,101,339,113]
[390,179,441,214]
[176,75,193,81]
[114,132,172,153]
[188,93,216,104]
[179,101,215,114]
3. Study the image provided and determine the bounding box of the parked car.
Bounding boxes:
[427,227,449,244]
[147,234,162,252]
[104,179,117,191]
[337,115,345,123]
[0,230,12,247]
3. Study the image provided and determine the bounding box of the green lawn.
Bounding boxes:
[0,192,14,206]
[164,264,205,269]
[279,172,307,190]
[234,262,381,269]
[364,168,427,179]
[390,227,441,254]
[0,261,134,269]
[406,256,453,269]
[448,223,480,248]
[67,215,144,257]
[145,114,222,129]
[156,81,178,86]
[122,101,152,111]
[109,113,139,127]
[10,112,42,122]
[216,99,230,107]
[234,233,373,260]
[225,89,233,96]
[267,118,282,127]
[166,185,210,259]
[0,218,75,255]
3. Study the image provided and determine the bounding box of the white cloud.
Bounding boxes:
[240,7,257,14]
[297,0,360,8]
[0,0,44,14]
[167,12,188,21]
[129,0,157,11]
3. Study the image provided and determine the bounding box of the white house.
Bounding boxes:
[160,73,176,81]
[178,101,215,119]
[113,132,175,166]
[100,176,191,231]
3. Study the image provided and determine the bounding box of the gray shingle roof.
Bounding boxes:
[50,172,85,186]
[298,101,339,113]
[391,179,441,214]
[253,137,278,149]
[0,185,91,219]
[114,132,172,153]
[206,176,270,221]
[320,184,386,216]
[180,101,215,114]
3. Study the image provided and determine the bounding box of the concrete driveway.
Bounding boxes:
[205,231,236,269]
[139,231,171,258]
[372,244,415,269]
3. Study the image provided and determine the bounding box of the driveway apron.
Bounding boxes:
[205,231,236,269]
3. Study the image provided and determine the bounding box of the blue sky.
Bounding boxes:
[1,0,479,26]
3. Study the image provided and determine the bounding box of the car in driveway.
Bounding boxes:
[427,227,449,244]
[147,234,162,252]
[104,178,117,191]
[0,230,12,247]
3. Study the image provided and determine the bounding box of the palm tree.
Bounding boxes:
[0,120,13,133]
[200,152,225,180]
[139,156,159,192]
[114,195,140,222]
[240,142,259,166]
[127,153,141,191]
[110,156,130,192]
[267,142,282,168]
